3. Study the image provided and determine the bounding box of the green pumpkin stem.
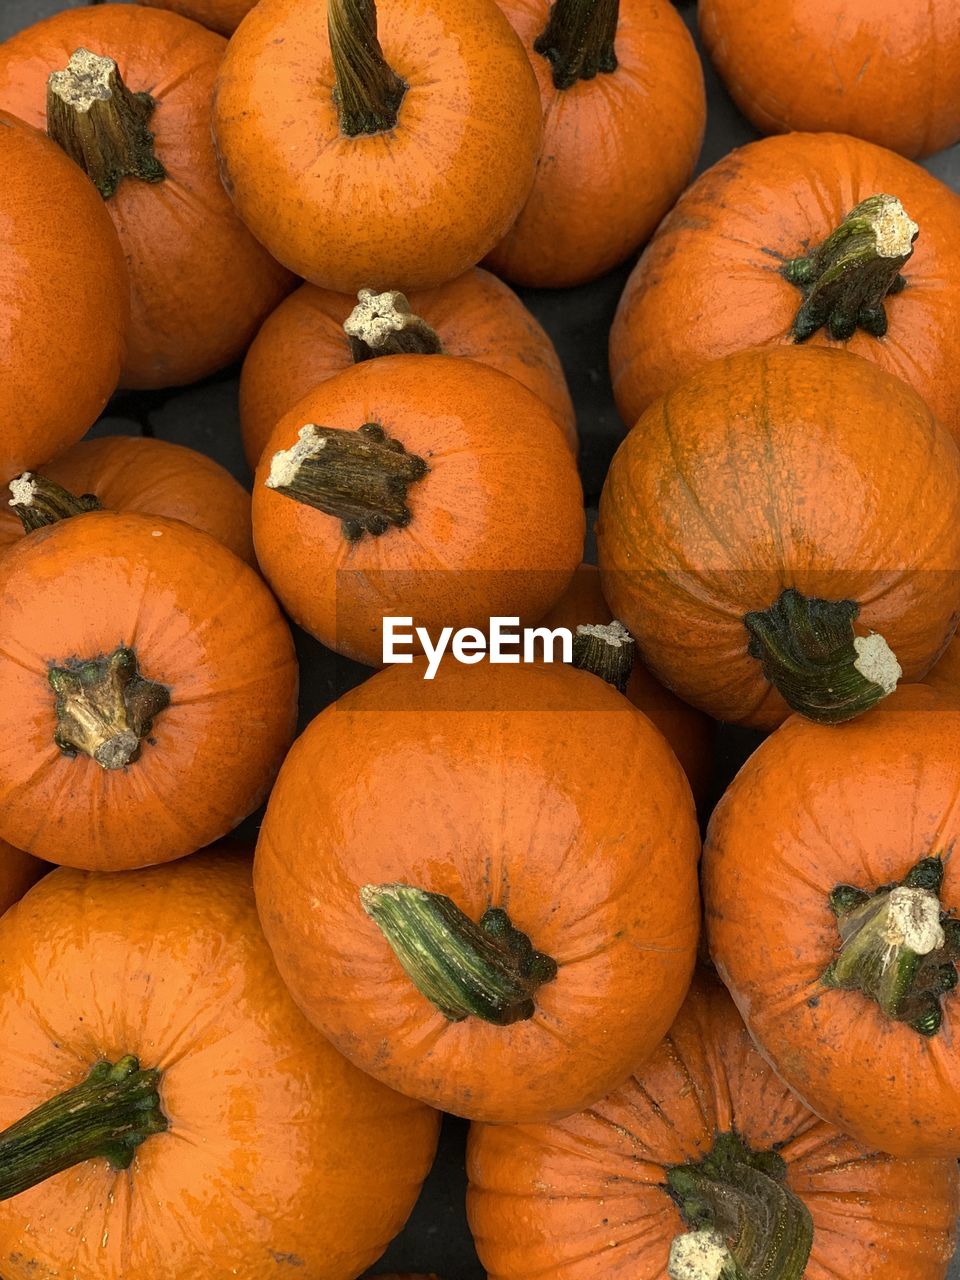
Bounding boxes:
[0,1056,167,1202]
[534,0,620,90]
[666,1133,813,1280]
[783,194,917,343]
[822,855,960,1036]
[344,288,444,362]
[329,0,407,136]
[8,473,102,533]
[744,588,901,725]
[46,48,165,200]
[572,621,635,694]
[360,884,558,1026]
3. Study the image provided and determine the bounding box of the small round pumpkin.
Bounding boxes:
[213,0,542,293]
[487,0,705,287]
[597,346,960,730]
[610,132,960,439]
[700,0,960,160]
[252,355,584,667]
[254,660,701,1123]
[0,437,254,565]
[240,271,577,469]
[467,972,960,1279]
[0,112,127,483]
[0,853,439,1280]
[705,705,960,1158]
[0,842,45,917]
[0,501,297,870]
[135,0,256,35]
[0,4,292,390]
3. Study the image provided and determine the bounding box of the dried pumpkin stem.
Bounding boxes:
[783,194,917,343]
[265,421,428,542]
[0,1056,167,1202]
[743,588,901,725]
[534,0,619,90]
[360,884,558,1026]
[822,855,960,1036]
[344,289,444,362]
[49,646,171,772]
[46,48,165,200]
[329,0,407,136]
[572,620,635,694]
[666,1133,813,1280]
[8,472,102,533]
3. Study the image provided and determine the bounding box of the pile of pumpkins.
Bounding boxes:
[0,0,959,1278]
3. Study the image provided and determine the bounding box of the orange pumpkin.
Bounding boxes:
[254,659,701,1123]
[0,5,292,390]
[0,497,297,871]
[0,112,127,483]
[0,853,439,1280]
[0,437,254,565]
[135,0,256,35]
[923,635,960,706]
[705,705,960,1158]
[540,564,714,803]
[239,270,577,469]
[597,346,960,730]
[700,0,960,160]
[252,355,584,666]
[0,842,45,918]
[213,0,542,292]
[610,132,960,440]
[467,973,960,1279]
[487,0,705,287]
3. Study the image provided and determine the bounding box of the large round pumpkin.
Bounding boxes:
[487,0,705,287]
[597,346,960,730]
[0,853,439,1280]
[610,132,960,440]
[0,842,45,917]
[213,0,542,292]
[252,355,584,667]
[239,270,576,469]
[0,112,127,483]
[705,705,960,1158]
[0,505,297,870]
[468,973,960,1278]
[0,4,292,390]
[700,0,960,160]
[254,660,701,1123]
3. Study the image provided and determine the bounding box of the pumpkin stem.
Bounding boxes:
[666,1132,813,1280]
[534,0,619,90]
[49,646,171,771]
[46,48,165,200]
[360,884,558,1026]
[783,194,917,343]
[265,422,428,542]
[344,288,444,362]
[572,621,634,694]
[329,0,407,136]
[9,473,102,533]
[743,588,901,725]
[0,1056,167,1202]
[821,854,960,1036]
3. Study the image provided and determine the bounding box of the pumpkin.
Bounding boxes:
[0,490,297,870]
[251,355,584,667]
[596,346,960,730]
[467,972,960,1279]
[0,853,440,1280]
[539,564,714,803]
[923,635,960,705]
[486,0,705,288]
[135,0,256,35]
[212,0,542,293]
[0,5,292,391]
[0,437,254,565]
[254,659,701,1123]
[0,842,45,918]
[609,132,960,440]
[699,0,960,161]
[239,270,577,470]
[0,112,127,483]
